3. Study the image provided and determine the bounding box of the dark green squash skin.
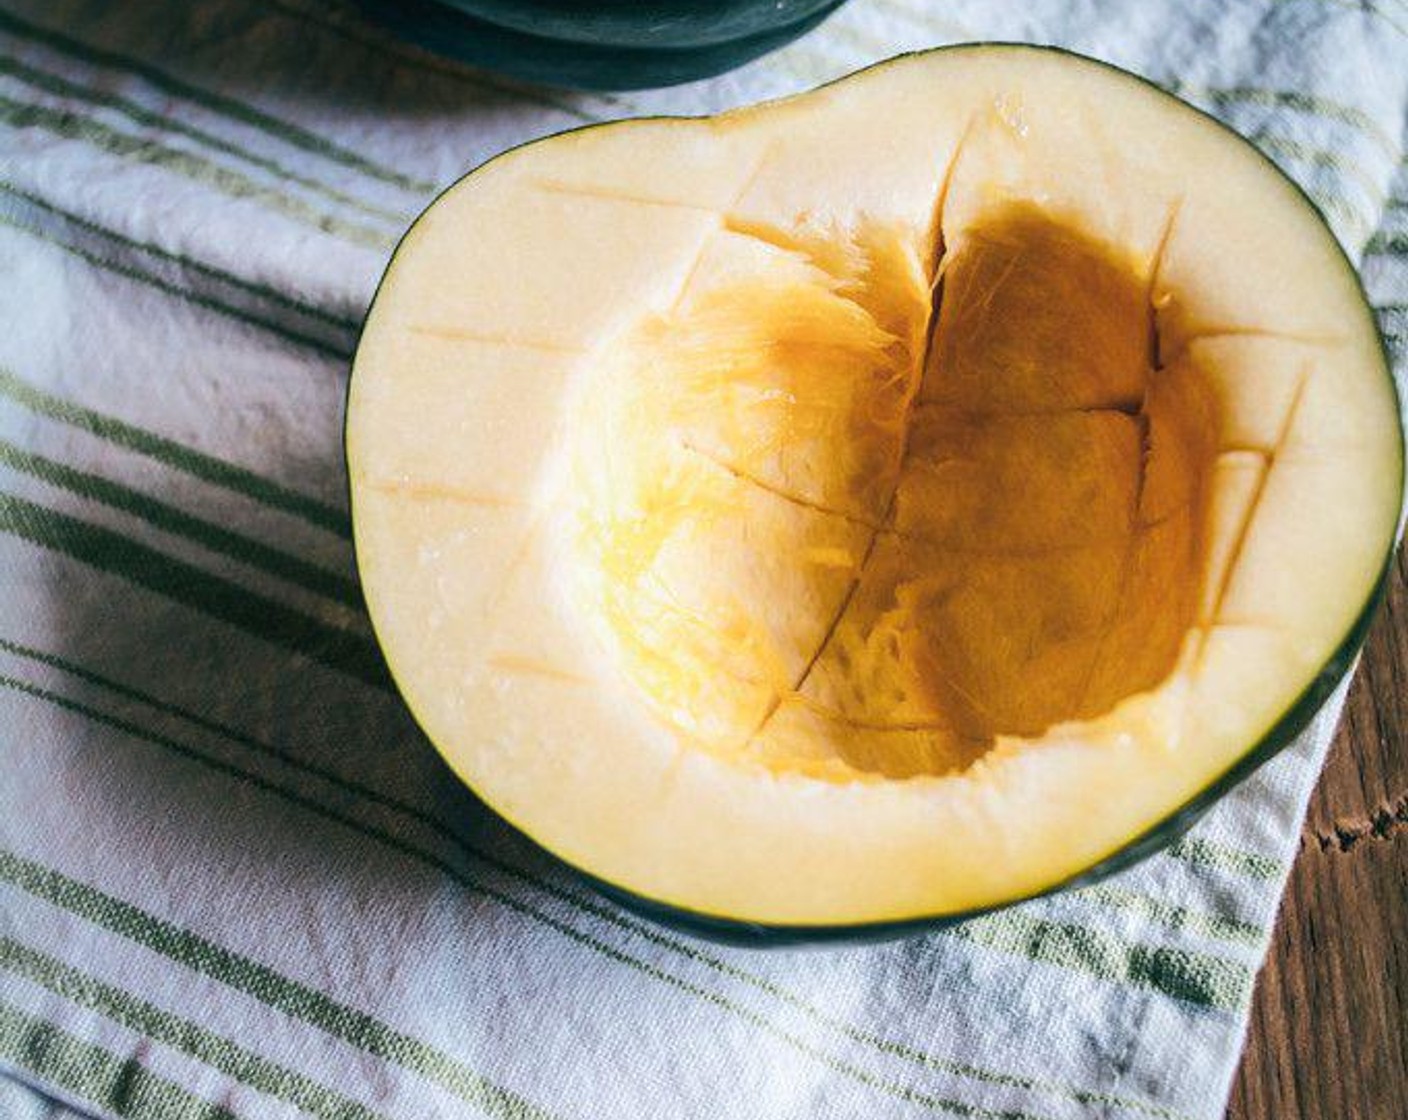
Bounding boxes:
[347,45,1406,947]
[356,0,849,90]
[419,0,847,49]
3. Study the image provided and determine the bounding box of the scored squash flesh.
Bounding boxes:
[571,201,1217,779]
[348,47,1403,930]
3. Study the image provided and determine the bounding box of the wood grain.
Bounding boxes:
[1227,543,1406,1119]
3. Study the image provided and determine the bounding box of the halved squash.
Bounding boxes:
[347,46,1403,940]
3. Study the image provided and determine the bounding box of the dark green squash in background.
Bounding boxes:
[357,0,850,89]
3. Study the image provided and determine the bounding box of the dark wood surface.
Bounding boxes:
[1226,543,1406,1119]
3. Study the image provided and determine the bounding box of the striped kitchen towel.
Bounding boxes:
[1,1,1404,1118]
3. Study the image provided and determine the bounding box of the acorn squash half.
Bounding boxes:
[347,47,1403,942]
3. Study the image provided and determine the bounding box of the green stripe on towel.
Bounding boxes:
[0,55,413,227]
[0,96,394,251]
[0,180,363,332]
[0,368,351,538]
[0,216,353,359]
[0,493,386,688]
[0,438,360,607]
[0,1000,238,1120]
[0,7,437,195]
[0,938,390,1120]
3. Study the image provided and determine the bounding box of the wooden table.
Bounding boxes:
[1226,544,1406,1118]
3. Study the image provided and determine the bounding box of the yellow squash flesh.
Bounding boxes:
[347,47,1402,927]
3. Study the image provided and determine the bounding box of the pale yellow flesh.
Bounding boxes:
[348,47,1402,925]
